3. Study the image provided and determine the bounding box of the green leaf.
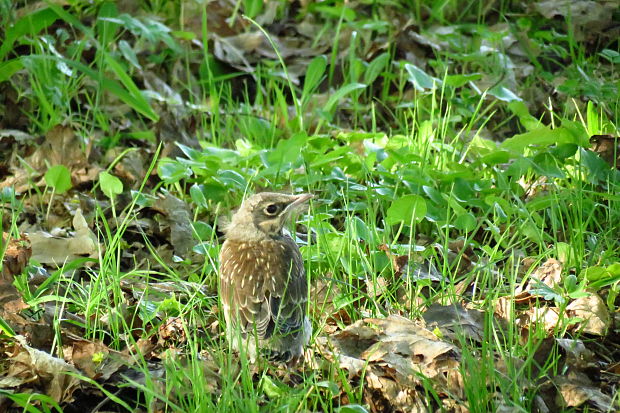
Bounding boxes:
[314,380,340,397]
[244,0,263,18]
[260,375,284,398]
[508,101,541,131]
[190,184,207,209]
[192,221,214,240]
[531,152,565,178]
[444,73,481,88]
[488,85,521,102]
[0,7,59,61]
[583,266,608,281]
[44,165,72,194]
[302,55,326,100]
[0,317,15,337]
[103,53,159,121]
[454,213,477,232]
[500,126,576,153]
[386,195,427,225]
[158,160,193,184]
[364,53,390,85]
[404,63,441,91]
[324,83,367,114]
[99,171,123,199]
[607,263,620,276]
[118,40,141,69]
[335,405,369,413]
[0,59,24,83]
[267,132,308,167]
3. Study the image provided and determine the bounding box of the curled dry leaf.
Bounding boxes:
[515,258,562,300]
[63,338,114,379]
[0,335,80,404]
[518,305,561,335]
[27,209,98,265]
[324,314,463,409]
[566,293,610,336]
[153,192,194,257]
[423,304,486,343]
[158,317,187,347]
[554,374,613,410]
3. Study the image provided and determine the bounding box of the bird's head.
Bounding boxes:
[224,192,313,241]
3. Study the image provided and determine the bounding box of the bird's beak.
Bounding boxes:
[284,193,313,216]
[290,193,313,206]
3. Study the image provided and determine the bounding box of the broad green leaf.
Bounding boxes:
[444,73,481,87]
[386,195,427,225]
[454,213,477,232]
[583,266,608,281]
[404,63,441,91]
[190,184,207,208]
[324,83,367,113]
[607,263,620,276]
[364,53,389,84]
[267,132,308,166]
[192,221,214,240]
[99,172,123,199]
[119,40,141,69]
[158,161,193,183]
[508,101,540,131]
[500,126,576,153]
[0,59,23,83]
[335,404,369,413]
[303,56,327,100]
[532,152,565,178]
[0,7,59,61]
[488,85,521,102]
[44,165,72,194]
[244,0,264,18]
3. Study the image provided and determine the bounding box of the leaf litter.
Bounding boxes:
[0,0,619,411]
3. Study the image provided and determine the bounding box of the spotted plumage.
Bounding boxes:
[219,192,312,362]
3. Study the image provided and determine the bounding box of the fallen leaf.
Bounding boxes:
[1,335,80,403]
[27,209,98,265]
[566,293,610,335]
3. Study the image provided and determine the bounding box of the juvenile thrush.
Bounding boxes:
[219,192,312,362]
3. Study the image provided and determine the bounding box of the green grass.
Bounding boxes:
[0,0,619,411]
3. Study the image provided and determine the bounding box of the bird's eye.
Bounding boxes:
[264,204,280,215]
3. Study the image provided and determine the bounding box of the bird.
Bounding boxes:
[219,192,313,363]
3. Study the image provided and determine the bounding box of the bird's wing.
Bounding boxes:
[219,238,307,339]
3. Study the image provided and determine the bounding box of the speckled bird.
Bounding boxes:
[219,192,312,363]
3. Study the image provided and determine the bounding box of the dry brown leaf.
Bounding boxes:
[327,315,461,396]
[28,125,89,171]
[1,232,31,283]
[554,374,613,410]
[63,339,112,379]
[153,192,194,257]
[423,304,485,343]
[590,134,620,169]
[566,293,610,336]
[364,368,430,413]
[1,335,80,403]
[27,209,98,265]
[518,305,560,334]
[158,317,187,347]
[515,258,562,299]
